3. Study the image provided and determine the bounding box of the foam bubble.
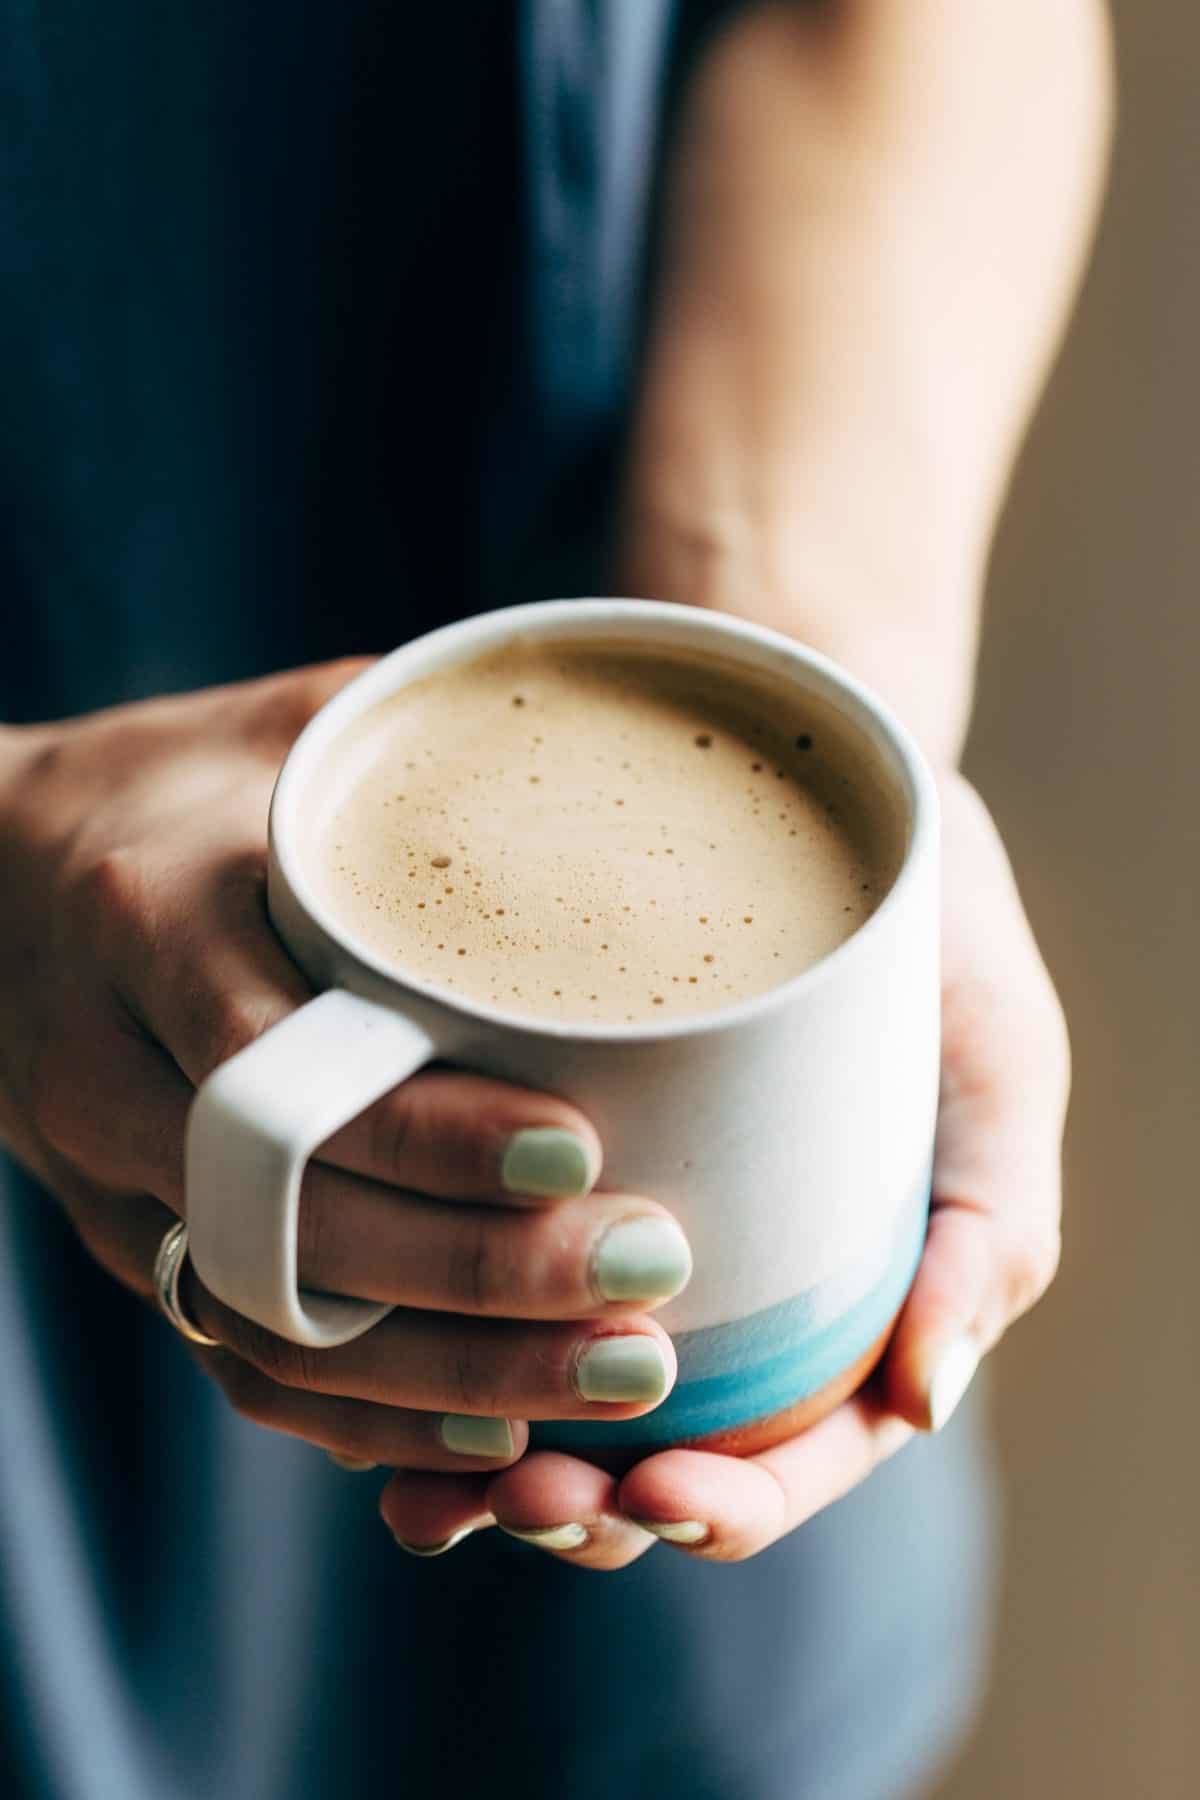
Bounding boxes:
[310,639,898,1024]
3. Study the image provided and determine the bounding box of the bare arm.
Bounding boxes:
[380,0,1108,1566]
[618,0,1115,760]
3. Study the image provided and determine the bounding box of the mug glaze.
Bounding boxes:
[187,600,939,1457]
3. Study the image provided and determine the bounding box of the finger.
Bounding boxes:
[379,1455,659,1568]
[378,1471,498,1557]
[28,997,193,1213]
[100,841,314,1088]
[184,1273,679,1422]
[487,1450,659,1569]
[882,1196,1061,1432]
[317,1068,603,1206]
[880,779,1070,1432]
[616,1395,913,1562]
[43,1152,177,1302]
[202,1351,528,1473]
[103,843,605,1207]
[293,1170,692,1317]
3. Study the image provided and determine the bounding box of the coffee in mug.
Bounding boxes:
[302,641,906,1026]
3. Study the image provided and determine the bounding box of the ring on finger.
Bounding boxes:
[154,1220,220,1347]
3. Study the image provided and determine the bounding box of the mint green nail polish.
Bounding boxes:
[627,1516,710,1546]
[393,1525,477,1557]
[500,1128,596,1198]
[326,1451,377,1473]
[574,1336,670,1404]
[926,1335,980,1432]
[439,1414,515,1459]
[592,1215,693,1303]
[500,1522,589,1551]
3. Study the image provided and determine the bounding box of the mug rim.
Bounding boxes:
[269,599,938,1045]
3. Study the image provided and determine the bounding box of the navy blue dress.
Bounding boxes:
[0,6,998,1794]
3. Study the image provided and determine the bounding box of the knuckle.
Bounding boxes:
[208,848,271,937]
[203,988,286,1071]
[229,1318,322,1393]
[71,848,152,958]
[445,1333,501,1416]
[445,1214,498,1314]
[77,847,146,920]
[377,1083,494,1193]
[25,735,69,790]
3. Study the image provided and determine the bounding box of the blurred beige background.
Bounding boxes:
[935,4,1198,1797]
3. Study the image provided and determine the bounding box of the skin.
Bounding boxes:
[382,0,1113,1564]
[0,665,686,1470]
[0,0,1111,1570]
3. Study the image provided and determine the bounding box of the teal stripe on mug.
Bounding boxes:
[533,1173,931,1453]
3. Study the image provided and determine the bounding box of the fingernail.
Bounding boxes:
[876,1415,916,1459]
[926,1335,981,1432]
[592,1215,693,1304]
[626,1516,710,1547]
[439,1414,515,1460]
[501,1128,597,1199]
[392,1524,478,1557]
[326,1451,377,1472]
[500,1522,589,1551]
[574,1335,670,1404]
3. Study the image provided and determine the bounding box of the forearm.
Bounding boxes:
[618,0,1114,763]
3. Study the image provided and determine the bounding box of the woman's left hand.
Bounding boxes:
[378,770,1070,1566]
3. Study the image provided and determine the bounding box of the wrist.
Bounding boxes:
[615,495,979,769]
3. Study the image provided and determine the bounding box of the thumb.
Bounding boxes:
[883,1197,1062,1432]
[883,772,1069,1433]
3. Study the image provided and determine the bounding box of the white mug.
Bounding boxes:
[186,600,939,1456]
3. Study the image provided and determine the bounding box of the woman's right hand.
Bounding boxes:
[0,665,689,1479]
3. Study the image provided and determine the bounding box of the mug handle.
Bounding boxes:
[186,989,444,1348]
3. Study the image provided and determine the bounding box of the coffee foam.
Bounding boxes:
[301,639,906,1024]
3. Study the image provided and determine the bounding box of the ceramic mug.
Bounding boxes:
[186,599,940,1458]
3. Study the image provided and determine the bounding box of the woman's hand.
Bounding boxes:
[378,769,1069,1565]
[0,666,692,1479]
[373,0,1102,1567]
[407,0,1100,1569]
